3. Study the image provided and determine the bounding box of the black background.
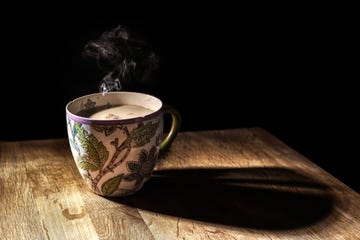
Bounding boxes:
[1,6,358,192]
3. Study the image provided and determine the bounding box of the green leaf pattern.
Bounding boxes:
[101,174,124,195]
[74,123,109,171]
[127,121,159,147]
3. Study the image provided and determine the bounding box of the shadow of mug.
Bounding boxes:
[66,91,181,197]
[113,167,335,230]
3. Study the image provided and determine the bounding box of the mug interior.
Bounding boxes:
[66,92,163,124]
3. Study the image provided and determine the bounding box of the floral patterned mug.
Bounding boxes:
[66,92,180,197]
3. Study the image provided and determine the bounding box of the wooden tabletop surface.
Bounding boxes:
[1,128,359,240]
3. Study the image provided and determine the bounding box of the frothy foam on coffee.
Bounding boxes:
[88,104,154,120]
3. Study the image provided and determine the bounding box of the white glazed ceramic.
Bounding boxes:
[66,92,180,197]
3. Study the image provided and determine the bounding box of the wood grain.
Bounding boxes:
[0,128,359,239]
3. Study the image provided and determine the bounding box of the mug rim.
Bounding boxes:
[66,91,163,125]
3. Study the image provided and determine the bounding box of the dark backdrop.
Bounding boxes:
[1,7,357,192]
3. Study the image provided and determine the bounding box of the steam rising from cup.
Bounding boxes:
[82,25,159,94]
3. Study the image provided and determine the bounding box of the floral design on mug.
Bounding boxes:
[84,98,96,109]
[124,146,158,189]
[92,125,117,136]
[69,120,160,196]
[67,118,80,153]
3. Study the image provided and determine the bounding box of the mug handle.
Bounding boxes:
[160,105,181,152]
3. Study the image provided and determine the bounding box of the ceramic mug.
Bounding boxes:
[66,92,180,197]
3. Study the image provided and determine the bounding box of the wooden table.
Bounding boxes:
[1,128,359,239]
